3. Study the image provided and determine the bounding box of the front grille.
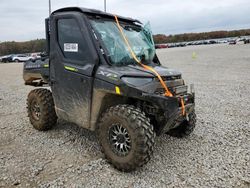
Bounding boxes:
[154,85,187,96]
[154,88,166,95]
[174,85,188,95]
[161,75,182,81]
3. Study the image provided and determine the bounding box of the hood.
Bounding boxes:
[96,64,182,82]
[126,65,182,77]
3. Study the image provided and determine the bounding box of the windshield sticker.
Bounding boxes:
[64,43,78,52]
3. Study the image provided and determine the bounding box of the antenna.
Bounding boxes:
[49,0,52,16]
[104,0,106,12]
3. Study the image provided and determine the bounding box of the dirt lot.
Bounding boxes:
[0,44,250,187]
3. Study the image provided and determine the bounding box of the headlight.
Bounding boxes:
[121,77,153,87]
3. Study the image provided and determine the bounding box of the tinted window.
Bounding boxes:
[57,19,85,62]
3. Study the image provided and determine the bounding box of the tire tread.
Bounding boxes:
[97,104,156,172]
[27,88,57,131]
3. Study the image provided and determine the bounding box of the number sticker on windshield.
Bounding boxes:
[64,43,78,52]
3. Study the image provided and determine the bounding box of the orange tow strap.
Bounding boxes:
[114,15,185,116]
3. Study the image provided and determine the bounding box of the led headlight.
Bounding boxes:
[121,77,153,87]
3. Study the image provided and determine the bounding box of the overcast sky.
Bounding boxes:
[0,0,250,42]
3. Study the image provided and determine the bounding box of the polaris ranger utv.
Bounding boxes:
[24,7,196,171]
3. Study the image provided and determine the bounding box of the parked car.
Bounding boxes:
[193,41,203,45]
[229,39,237,45]
[1,54,15,63]
[12,54,32,62]
[202,40,209,45]
[217,39,227,44]
[209,40,217,44]
[30,53,42,60]
[168,43,176,48]
[155,44,168,49]
[179,42,186,47]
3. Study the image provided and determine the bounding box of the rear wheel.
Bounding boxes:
[97,104,155,172]
[167,111,196,138]
[15,59,19,63]
[27,89,57,131]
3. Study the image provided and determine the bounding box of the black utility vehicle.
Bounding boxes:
[24,7,196,171]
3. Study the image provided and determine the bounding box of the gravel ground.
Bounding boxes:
[0,44,249,188]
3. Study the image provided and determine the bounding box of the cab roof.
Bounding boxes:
[52,7,141,24]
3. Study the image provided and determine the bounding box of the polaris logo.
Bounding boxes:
[98,71,118,79]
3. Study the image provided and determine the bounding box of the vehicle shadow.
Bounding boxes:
[50,118,204,175]
[48,119,101,158]
[53,119,97,141]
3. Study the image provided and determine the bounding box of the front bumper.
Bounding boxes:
[162,102,195,133]
[124,82,195,134]
[139,91,195,134]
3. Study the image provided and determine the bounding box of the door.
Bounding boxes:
[49,13,98,128]
[20,55,29,61]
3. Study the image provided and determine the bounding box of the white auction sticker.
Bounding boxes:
[64,43,78,52]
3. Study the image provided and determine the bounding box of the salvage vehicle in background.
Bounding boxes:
[229,39,237,45]
[23,7,196,172]
[31,53,42,60]
[1,54,14,63]
[155,44,168,49]
[12,54,32,62]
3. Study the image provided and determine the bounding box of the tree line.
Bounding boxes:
[0,28,250,55]
[153,29,250,44]
[0,39,46,56]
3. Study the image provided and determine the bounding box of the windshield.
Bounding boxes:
[90,19,155,65]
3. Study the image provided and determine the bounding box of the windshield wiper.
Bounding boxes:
[114,60,137,66]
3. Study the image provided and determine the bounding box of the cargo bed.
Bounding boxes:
[23,58,50,86]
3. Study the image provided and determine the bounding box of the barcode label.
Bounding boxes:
[64,43,78,52]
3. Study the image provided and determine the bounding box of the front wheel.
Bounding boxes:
[97,104,155,172]
[167,111,196,138]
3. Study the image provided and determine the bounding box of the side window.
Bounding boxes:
[57,18,85,63]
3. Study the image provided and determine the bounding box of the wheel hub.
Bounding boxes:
[109,124,131,156]
[117,134,125,143]
[31,101,41,120]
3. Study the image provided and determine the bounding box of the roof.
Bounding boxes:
[52,7,141,24]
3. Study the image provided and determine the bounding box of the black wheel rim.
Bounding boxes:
[31,101,41,120]
[109,124,131,156]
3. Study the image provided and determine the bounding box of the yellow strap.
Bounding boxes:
[114,15,185,115]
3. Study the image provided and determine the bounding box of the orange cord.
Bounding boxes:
[180,97,186,115]
[114,15,185,115]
